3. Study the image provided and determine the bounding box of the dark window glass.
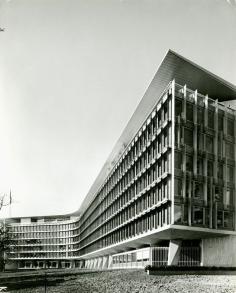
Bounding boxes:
[227,165,234,182]
[217,210,223,228]
[207,161,213,177]
[174,178,182,197]
[224,212,233,229]
[197,158,203,175]
[218,164,223,179]
[192,206,203,225]
[194,183,203,199]
[218,114,224,132]
[225,189,234,206]
[208,111,214,129]
[174,205,182,224]
[215,186,223,203]
[175,127,179,146]
[197,107,204,125]
[206,136,214,153]
[184,128,193,147]
[197,131,202,150]
[186,155,193,172]
[186,103,193,121]
[218,139,222,156]
[175,99,182,117]
[163,102,168,121]
[175,152,182,169]
[226,143,234,159]
[227,119,234,136]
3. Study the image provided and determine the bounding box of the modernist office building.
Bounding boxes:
[5,50,236,269]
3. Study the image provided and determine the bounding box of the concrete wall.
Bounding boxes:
[202,235,236,267]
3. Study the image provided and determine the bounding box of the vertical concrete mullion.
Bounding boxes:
[214,100,218,181]
[193,90,198,176]
[182,146,186,202]
[203,151,208,226]
[204,95,208,128]
[209,177,213,229]
[171,80,175,224]
[188,176,192,226]
[182,85,187,122]
[224,158,228,208]
[234,117,236,231]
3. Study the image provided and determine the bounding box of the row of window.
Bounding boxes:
[79,182,171,248]
[175,96,235,136]
[175,151,235,180]
[12,231,74,239]
[174,204,234,229]
[80,205,171,256]
[10,223,76,233]
[80,92,173,234]
[175,126,235,159]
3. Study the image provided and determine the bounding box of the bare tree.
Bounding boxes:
[0,193,13,271]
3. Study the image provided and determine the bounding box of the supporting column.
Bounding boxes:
[108,255,113,269]
[97,257,103,269]
[102,256,108,269]
[167,240,182,266]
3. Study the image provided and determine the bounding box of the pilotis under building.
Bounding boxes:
[4,50,236,270]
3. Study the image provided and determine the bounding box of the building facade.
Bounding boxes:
[5,50,236,269]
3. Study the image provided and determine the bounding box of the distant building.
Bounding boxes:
[5,50,236,269]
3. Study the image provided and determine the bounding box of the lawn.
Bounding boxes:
[4,270,236,293]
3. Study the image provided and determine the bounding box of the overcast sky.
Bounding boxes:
[0,0,235,218]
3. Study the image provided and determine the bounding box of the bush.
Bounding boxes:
[144,265,236,272]
[144,265,152,272]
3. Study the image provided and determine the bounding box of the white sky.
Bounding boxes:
[0,0,236,218]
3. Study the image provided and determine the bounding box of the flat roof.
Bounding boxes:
[74,49,236,216]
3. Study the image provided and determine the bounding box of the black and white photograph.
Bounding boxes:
[0,0,236,292]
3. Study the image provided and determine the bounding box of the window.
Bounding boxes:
[163,102,168,121]
[218,114,224,132]
[158,111,162,127]
[175,99,182,117]
[218,139,222,156]
[192,206,203,225]
[226,143,234,159]
[215,186,223,203]
[175,127,179,146]
[174,178,182,197]
[197,107,204,125]
[174,205,182,224]
[218,163,223,179]
[197,131,202,150]
[208,111,214,129]
[163,129,168,148]
[186,103,193,121]
[184,128,193,147]
[217,210,223,228]
[225,189,234,206]
[175,152,182,169]
[224,212,233,229]
[227,165,234,182]
[207,161,213,177]
[206,136,214,153]
[194,183,203,200]
[227,119,234,136]
[197,158,203,175]
[186,155,193,172]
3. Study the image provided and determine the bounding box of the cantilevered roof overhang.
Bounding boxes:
[74,49,236,217]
